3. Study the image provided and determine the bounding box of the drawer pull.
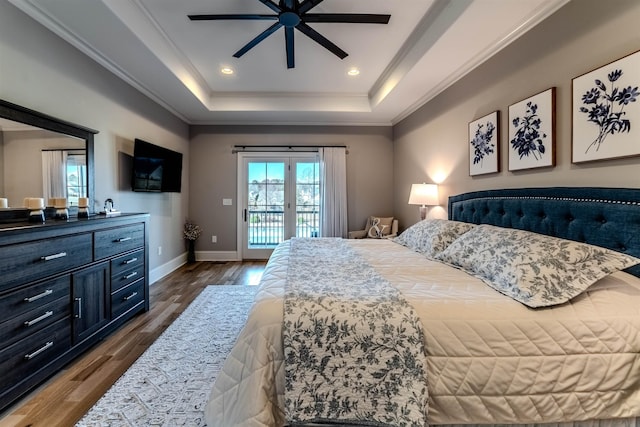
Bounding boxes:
[123,291,138,301]
[24,289,54,303]
[24,341,54,360]
[40,252,67,261]
[75,297,82,319]
[116,237,132,243]
[123,257,138,265]
[123,271,138,280]
[24,311,54,327]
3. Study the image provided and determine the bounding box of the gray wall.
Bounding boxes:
[393,0,640,230]
[189,125,393,254]
[0,2,190,280]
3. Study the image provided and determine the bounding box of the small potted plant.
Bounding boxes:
[183,219,202,263]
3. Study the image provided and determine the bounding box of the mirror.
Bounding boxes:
[0,99,97,216]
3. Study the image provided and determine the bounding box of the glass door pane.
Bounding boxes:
[294,161,320,238]
[247,161,285,249]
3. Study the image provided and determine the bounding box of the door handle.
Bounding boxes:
[74,297,82,319]
[243,209,247,222]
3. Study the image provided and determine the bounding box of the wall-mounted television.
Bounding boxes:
[132,138,182,192]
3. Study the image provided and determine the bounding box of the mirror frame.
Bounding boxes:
[0,99,98,219]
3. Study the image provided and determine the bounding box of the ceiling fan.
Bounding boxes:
[188,0,391,69]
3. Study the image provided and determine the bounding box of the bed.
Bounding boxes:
[204,187,640,427]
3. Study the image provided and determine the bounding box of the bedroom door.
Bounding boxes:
[239,153,319,259]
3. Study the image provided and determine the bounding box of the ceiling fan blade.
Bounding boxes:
[296,22,347,59]
[304,14,391,24]
[285,27,295,68]
[188,14,278,21]
[283,0,295,10]
[298,0,324,14]
[258,0,283,14]
[233,22,283,58]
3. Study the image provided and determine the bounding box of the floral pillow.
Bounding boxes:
[434,224,640,308]
[393,219,476,258]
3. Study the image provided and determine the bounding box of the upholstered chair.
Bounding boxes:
[348,216,398,239]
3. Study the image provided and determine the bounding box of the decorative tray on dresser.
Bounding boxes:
[0,213,149,411]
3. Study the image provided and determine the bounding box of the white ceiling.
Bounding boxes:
[10,0,569,126]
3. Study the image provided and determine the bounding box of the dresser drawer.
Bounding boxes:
[0,234,92,292]
[0,297,70,347]
[0,319,71,390]
[110,249,144,279]
[111,279,145,319]
[111,264,145,294]
[0,275,69,323]
[94,224,144,260]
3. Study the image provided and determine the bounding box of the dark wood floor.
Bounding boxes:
[0,260,267,427]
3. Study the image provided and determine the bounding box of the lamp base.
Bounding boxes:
[419,206,427,221]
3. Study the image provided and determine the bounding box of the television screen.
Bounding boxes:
[132,157,163,192]
[132,139,182,192]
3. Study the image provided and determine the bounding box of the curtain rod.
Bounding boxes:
[232,144,348,154]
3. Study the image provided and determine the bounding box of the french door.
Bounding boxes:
[238,153,320,259]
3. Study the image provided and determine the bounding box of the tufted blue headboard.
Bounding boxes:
[449,187,640,278]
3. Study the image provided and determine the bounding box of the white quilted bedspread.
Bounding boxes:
[205,239,640,426]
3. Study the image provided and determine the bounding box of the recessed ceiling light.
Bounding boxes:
[347,67,360,76]
[220,67,234,75]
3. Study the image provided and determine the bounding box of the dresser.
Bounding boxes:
[0,213,149,411]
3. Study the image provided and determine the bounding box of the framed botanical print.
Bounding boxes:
[469,111,499,176]
[572,49,640,163]
[508,87,556,171]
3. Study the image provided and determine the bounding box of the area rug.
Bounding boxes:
[76,285,258,427]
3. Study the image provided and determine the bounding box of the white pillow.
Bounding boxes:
[434,224,640,308]
[393,219,476,258]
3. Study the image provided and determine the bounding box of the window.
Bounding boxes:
[66,153,86,206]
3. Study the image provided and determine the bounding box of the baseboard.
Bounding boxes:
[149,251,242,285]
[149,253,186,285]
[196,250,241,262]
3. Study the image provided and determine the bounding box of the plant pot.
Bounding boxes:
[187,240,196,263]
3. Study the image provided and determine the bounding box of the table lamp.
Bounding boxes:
[408,183,439,220]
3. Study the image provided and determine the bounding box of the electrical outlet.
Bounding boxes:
[158,246,162,255]
[211,235,217,243]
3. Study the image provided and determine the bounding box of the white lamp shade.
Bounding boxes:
[408,183,439,206]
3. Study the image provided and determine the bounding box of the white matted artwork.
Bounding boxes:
[468,111,499,176]
[508,87,556,171]
[572,49,640,163]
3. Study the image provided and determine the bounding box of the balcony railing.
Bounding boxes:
[248,209,319,247]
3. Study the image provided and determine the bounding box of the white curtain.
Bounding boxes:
[319,147,348,238]
[42,150,67,202]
